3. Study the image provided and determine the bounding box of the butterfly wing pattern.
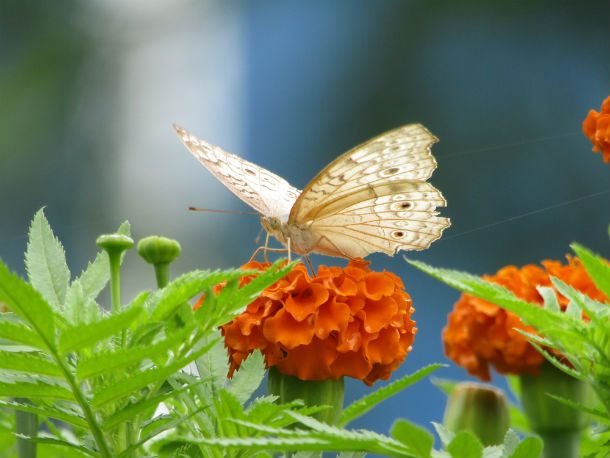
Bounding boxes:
[174,123,450,259]
[288,124,450,258]
[174,125,300,218]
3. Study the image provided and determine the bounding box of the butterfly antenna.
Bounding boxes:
[254,227,264,244]
[188,206,259,216]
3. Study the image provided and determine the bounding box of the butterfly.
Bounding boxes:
[174,124,450,260]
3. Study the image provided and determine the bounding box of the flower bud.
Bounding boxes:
[520,362,586,458]
[96,234,134,255]
[443,382,509,446]
[137,236,182,266]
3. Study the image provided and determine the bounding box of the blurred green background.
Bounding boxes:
[1,0,608,437]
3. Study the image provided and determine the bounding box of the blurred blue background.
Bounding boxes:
[1,0,609,442]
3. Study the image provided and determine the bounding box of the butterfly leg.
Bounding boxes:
[263,232,270,263]
[304,255,315,275]
[287,237,292,261]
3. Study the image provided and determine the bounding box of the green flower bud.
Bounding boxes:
[443,382,509,446]
[96,233,134,315]
[137,236,182,266]
[137,236,182,288]
[96,234,134,254]
[520,362,586,458]
[268,366,344,425]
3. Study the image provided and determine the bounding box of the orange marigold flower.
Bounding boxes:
[582,96,610,163]
[219,259,416,385]
[443,256,607,381]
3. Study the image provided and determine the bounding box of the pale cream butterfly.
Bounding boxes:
[174,124,450,260]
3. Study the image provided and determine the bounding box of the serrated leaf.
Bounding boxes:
[430,377,459,396]
[0,379,73,400]
[432,422,454,447]
[0,314,45,348]
[150,269,247,322]
[58,302,144,354]
[194,331,229,390]
[537,287,559,312]
[91,338,217,408]
[25,208,71,309]
[102,377,209,431]
[21,436,97,457]
[407,259,569,331]
[0,350,61,376]
[340,364,444,426]
[391,418,434,457]
[0,400,87,428]
[227,350,265,404]
[447,431,483,458]
[507,436,542,458]
[571,243,610,299]
[0,260,55,344]
[76,326,193,379]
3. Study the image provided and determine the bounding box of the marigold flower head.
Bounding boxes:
[219,259,416,385]
[582,96,610,163]
[444,256,607,381]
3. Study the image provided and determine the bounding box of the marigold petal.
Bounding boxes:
[284,283,330,321]
[315,297,351,339]
[362,272,395,300]
[262,308,316,349]
[358,296,399,333]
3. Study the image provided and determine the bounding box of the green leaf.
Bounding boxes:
[58,301,144,354]
[149,269,246,322]
[21,436,97,457]
[432,422,454,447]
[571,243,610,298]
[91,338,217,408]
[407,259,570,333]
[447,431,483,458]
[507,436,542,458]
[0,400,87,429]
[0,379,73,400]
[101,377,209,431]
[194,331,229,390]
[0,314,45,348]
[227,350,265,404]
[391,419,434,458]
[0,259,55,344]
[0,350,62,376]
[76,326,193,380]
[340,364,444,426]
[25,208,71,309]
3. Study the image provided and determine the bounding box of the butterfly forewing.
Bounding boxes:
[289,123,439,223]
[174,125,300,218]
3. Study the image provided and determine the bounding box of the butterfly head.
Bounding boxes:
[260,216,289,246]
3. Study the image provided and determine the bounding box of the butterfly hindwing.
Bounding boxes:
[174,125,300,218]
[303,181,450,258]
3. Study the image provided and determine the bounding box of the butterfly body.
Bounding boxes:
[174,123,450,259]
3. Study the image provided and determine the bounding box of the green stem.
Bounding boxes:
[15,402,37,458]
[109,254,122,315]
[268,367,344,425]
[538,430,580,458]
[53,351,113,458]
[154,263,170,289]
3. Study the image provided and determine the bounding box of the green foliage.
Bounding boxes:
[0,210,544,457]
[340,364,444,426]
[408,241,610,458]
[0,210,294,457]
